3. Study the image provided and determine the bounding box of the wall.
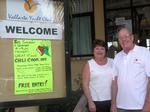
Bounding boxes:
[71,58,87,91]
[71,0,105,91]
[15,107,39,112]
[94,0,105,40]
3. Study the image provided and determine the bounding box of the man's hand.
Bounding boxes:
[111,103,117,112]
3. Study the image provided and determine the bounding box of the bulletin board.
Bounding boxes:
[0,0,70,107]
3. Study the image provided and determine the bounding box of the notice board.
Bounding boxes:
[0,0,67,105]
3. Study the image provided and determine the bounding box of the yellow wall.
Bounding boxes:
[71,0,105,90]
[71,58,87,90]
[15,107,39,112]
[94,0,105,40]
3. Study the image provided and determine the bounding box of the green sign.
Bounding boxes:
[13,40,53,95]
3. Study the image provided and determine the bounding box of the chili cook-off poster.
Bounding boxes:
[13,40,53,95]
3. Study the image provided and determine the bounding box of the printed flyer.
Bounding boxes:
[13,39,53,95]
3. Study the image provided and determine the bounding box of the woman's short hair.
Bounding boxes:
[92,39,107,51]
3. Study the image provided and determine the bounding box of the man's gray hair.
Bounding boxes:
[117,25,132,34]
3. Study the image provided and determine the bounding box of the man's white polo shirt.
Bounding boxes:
[113,45,150,109]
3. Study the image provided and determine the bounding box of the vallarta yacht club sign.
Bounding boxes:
[0,0,63,40]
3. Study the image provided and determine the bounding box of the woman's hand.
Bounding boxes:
[88,101,96,112]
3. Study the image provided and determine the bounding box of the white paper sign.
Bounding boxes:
[0,20,63,40]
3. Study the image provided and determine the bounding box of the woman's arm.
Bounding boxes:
[82,62,96,112]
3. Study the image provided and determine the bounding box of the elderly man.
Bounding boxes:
[111,26,150,112]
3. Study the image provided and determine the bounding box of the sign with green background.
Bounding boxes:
[13,39,53,95]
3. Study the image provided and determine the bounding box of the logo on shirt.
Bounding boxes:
[133,57,142,64]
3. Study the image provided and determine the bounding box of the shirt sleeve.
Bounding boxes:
[112,56,119,80]
[144,50,150,77]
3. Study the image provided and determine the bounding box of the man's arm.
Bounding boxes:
[111,76,118,112]
[143,77,150,112]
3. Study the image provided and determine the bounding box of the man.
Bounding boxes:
[111,26,150,112]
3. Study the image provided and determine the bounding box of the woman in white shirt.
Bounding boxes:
[82,39,113,112]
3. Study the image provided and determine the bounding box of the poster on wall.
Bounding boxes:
[13,39,53,95]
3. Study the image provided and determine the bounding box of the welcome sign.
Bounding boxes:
[2,0,63,39]
[0,20,62,39]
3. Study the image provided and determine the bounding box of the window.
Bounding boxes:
[70,0,95,57]
[104,0,150,50]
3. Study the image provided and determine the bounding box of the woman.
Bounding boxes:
[82,39,113,112]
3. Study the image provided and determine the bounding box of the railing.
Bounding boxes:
[73,94,88,112]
